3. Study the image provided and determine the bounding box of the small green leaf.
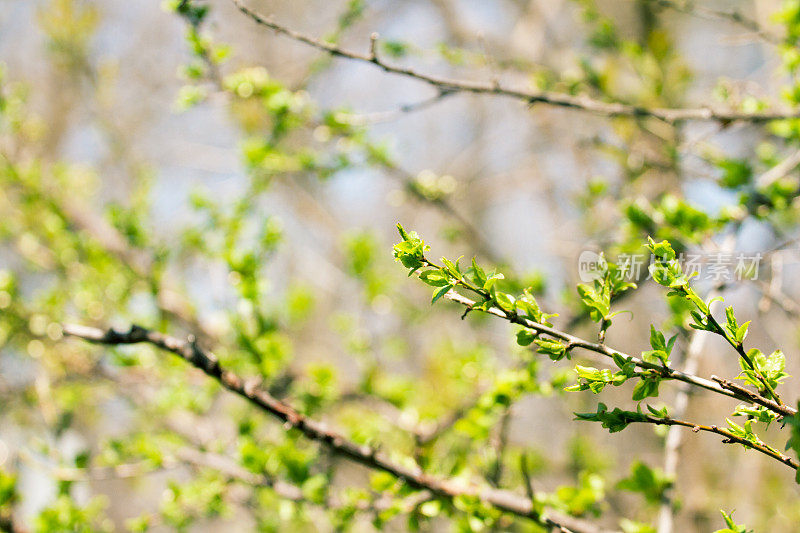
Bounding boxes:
[632,377,660,401]
[431,284,453,304]
[616,461,673,505]
[494,291,516,312]
[735,321,750,344]
[419,269,450,287]
[715,510,753,533]
[483,272,504,291]
[396,223,409,240]
[516,329,537,346]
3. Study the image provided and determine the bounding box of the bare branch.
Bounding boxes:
[756,149,800,188]
[231,0,800,124]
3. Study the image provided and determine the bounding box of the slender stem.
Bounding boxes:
[637,415,798,470]
[705,314,784,405]
[434,286,795,419]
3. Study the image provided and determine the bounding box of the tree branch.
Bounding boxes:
[441,291,796,418]
[626,413,798,470]
[62,323,612,533]
[231,0,799,124]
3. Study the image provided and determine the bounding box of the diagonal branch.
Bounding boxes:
[62,323,612,533]
[231,0,800,124]
[612,413,798,470]
[441,291,796,418]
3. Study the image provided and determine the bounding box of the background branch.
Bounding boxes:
[232,0,799,124]
[62,323,610,533]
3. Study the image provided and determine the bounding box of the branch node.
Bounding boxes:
[369,32,379,62]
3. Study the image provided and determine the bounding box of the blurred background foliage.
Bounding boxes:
[2,0,800,531]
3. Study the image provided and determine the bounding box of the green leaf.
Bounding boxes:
[493,291,516,312]
[569,365,621,394]
[393,226,429,274]
[733,404,777,426]
[431,284,453,304]
[577,281,611,322]
[470,257,487,286]
[649,324,666,352]
[714,510,753,533]
[738,349,788,393]
[396,223,410,241]
[516,329,537,346]
[632,377,660,401]
[483,272,504,291]
[616,461,673,505]
[535,338,568,361]
[440,256,462,279]
[784,402,800,483]
[419,269,450,287]
[574,403,649,433]
[646,404,669,418]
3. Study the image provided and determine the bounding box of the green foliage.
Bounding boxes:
[641,324,677,366]
[724,418,774,452]
[34,495,112,533]
[567,364,634,394]
[160,473,229,530]
[620,519,657,533]
[0,470,16,509]
[616,461,673,505]
[715,510,753,533]
[716,158,753,189]
[576,255,636,338]
[574,403,667,434]
[545,472,606,517]
[733,404,778,426]
[393,224,429,275]
[646,238,783,401]
[737,348,789,392]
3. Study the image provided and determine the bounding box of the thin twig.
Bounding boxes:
[345,90,455,125]
[756,149,800,188]
[488,408,512,487]
[622,413,798,470]
[519,453,536,505]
